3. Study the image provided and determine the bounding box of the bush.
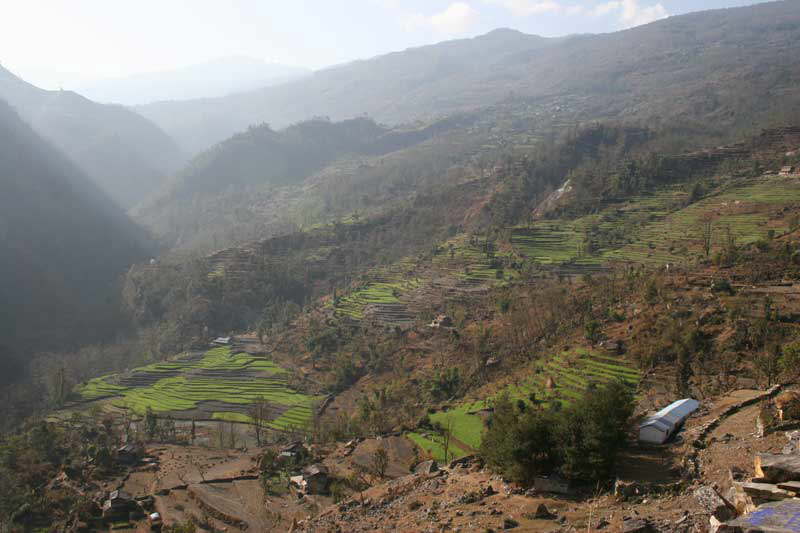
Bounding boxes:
[710,278,734,295]
[480,380,635,484]
[428,368,461,401]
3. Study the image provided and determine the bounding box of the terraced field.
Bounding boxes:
[410,349,640,459]
[406,431,469,463]
[78,348,321,430]
[513,176,800,267]
[334,259,421,323]
[607,176,800,264]
[333,236,516,327]
[432,234,517,285]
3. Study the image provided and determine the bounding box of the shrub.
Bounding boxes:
[480,380,634,484]
[780,341,800,380]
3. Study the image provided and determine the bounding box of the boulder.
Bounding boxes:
[532,503,555,519]
[414,460,438,475]
[501,517,519,529]
[694,486,736,521]
[741,482,793,502]
[622,518,654,533]
[784,430,800,454]
[709,516,737,533]
[754,453,800,483]
[777,480,800,494]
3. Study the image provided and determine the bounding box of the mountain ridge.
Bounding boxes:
[0,99,152,383]
[0,65,184,208]
[136,1,800,156]
[76,57,310,106]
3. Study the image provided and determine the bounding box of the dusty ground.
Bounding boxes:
[108,444,331,532]
[297,387,800,533]
[96,387,798,532]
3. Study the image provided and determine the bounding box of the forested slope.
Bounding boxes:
[0,100,152,383]
[0,66,183,208]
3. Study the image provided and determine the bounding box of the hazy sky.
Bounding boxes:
[1,0,775,89]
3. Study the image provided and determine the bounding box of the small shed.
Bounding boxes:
[638,398,700,444]
[102,490,135,519]
[117,443,143,465]
[302,464,330,494]
[429,314,454,328]
[277,441,309,465]
[780,166,796,177]
[291,464,330,495]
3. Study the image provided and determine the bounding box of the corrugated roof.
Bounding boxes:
[639,398,699,432]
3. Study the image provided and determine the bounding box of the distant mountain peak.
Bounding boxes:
[483,28,528,37]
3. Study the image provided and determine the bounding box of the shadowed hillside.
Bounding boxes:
[0,100,152,383]
[138,1,800,155]
[0,66,183,208]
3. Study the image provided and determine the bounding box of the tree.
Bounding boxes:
[702,219,713,258]
[780,342,800,380]
[480,381,634,484]
[440,416,455,464]
[144,407,158,440]
[371,446,389,479]
[558,380,634,481]
[756,344,782,387]
[584,320,601,346]
[250,397,271,447]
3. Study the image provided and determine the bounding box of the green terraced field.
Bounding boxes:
[412,349,640,459]
[607,177,800,264]
[333,234,519,323]
[432,234,518,283]
[512,187,687,265]
[76,348,321,430]
[332,256,422,320]
[513,176,800,267]
[406,431,469,463]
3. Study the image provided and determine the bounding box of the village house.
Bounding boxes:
[278,441,309,466]
[429,314,454,328]
[638,398,700,444]
[290,464,330,495]
[116,443,143,466]
[212,336,232,346]
[303,464,330,494]
[102,490,137,520]
[779,165,796,176]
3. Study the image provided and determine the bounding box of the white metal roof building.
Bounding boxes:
[638,398,700,444]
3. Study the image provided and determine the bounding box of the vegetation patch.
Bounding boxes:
[419,350,640,458]
[513,176,800,267]
[76,347,321,430]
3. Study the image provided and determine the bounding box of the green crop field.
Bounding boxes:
[77,347,321,430]
[432,234,518,284]
[409,349,640,459]
[406,431,469,463]
[512,176,800,267]
[333,256,422,321]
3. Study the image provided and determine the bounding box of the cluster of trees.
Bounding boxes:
[480,380,635,484]
[0,413,130,530]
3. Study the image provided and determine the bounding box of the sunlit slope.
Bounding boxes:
[78,347,321,431]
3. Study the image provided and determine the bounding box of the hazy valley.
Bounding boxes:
[4,2,800,532]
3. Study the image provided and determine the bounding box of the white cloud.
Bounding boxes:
[484,0,563,17]
[429,2,480,34]
[594,0,668,28]
[484,0,667,28]
[384,1,479,35]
